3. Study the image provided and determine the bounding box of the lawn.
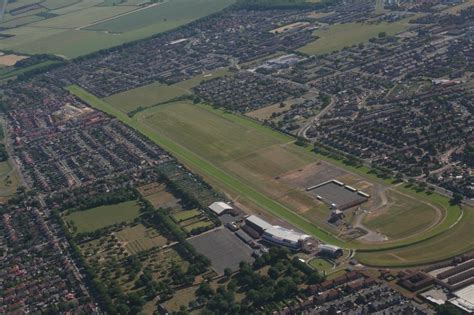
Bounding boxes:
[68,85,474,266]
[65,200,140,233]
[309,258,333,273]
[172,209,201,222]
[298,22,410,55]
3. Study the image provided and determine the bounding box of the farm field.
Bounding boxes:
[298,21,410,55]
[68,85,474,266]
[87,0,235,33]
[64,200,141,233]
[0,0,235,58]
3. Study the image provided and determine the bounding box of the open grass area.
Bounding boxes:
[309,258,333,273]
[363,190,439,240]
[64,200,140,233]
[172,209,201,222]
[68,84,474,266]
[103,67,231,114]
[0,0,234,58]
[298,21,410,55]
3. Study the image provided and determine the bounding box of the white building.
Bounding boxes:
[449,284,474,314]
[208,202,233,216]
[262,226,310,249]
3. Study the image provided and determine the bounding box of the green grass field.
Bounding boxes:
[0,0,235,58]
[103,67,230,114]
[87,0,235,33]
[309,258,333,273]
[172,209,201,222]
[68,85,474,266]
[65,200,140,233]
[298,22,410,55]
[363,190,439,240]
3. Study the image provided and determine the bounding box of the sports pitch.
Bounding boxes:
[68,85,473,267]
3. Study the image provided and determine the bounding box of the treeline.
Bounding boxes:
[50,188,138,213]
[141,200,210,276]
[0,143,8,162]
[156,162,222,226]
[197,247,325,314]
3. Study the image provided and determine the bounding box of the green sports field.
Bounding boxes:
[65,200,141,233]
[68,85,474,266]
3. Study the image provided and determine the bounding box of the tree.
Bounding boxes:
[436,304,461,315]
[224,267,233,279]
[450,193,463,205]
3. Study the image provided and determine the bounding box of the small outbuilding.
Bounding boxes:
[208,202,233,216]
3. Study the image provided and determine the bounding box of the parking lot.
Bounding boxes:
[187,227,254,275]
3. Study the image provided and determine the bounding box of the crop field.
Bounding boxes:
[69,85,474,266]
[0,0,235,58]
[298,21,410,55]
[115,223,169,254]
[64,200,141,233]
[87,0,235,33]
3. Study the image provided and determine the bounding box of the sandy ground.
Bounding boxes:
[0,54,28,66]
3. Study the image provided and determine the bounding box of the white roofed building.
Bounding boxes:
[262,226,310,249]
[449,284,474,314]
[208,202,233,216]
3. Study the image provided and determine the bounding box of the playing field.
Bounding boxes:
[65,200,141,233]
[0,0,235,58]
[298,22,410,55]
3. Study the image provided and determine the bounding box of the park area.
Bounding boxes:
[68,84,473,267]
[0,0,235,58]
[64,200,141,233]
[298,21,410,55]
